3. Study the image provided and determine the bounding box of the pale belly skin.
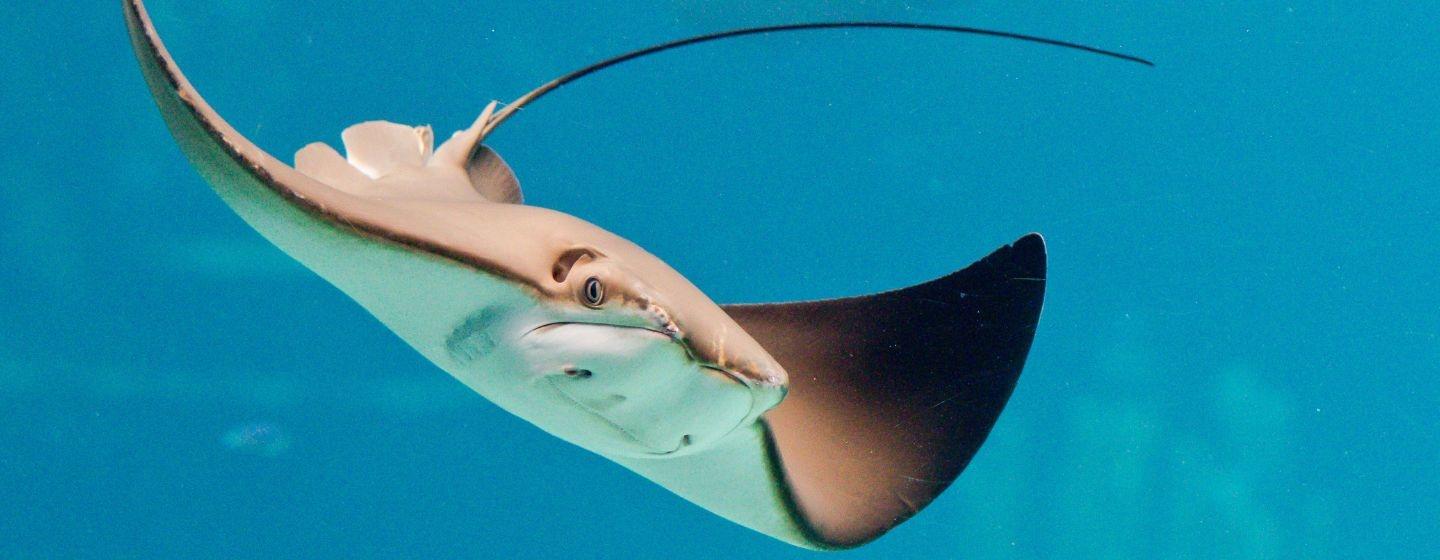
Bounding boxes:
[444,308,761,458]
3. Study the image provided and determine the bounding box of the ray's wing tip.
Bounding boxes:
[1016,231,1046,247]
[967,232,1046,286]
[123,0,142,38]
[1009,232,1047,280]
[123,0,147,30]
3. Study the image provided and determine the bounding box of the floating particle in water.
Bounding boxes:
[220,422,291,457]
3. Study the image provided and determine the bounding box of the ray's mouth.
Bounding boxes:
[649,435,692,456]
[522,321,749,386]
[544,376,692,456]
[526,320,759,455]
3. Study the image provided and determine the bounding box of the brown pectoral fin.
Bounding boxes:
[722,233,1046,547]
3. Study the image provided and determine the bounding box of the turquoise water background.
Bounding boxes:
[3,1,1436,557]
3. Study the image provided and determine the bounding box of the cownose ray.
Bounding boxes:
[124,0,1150,549]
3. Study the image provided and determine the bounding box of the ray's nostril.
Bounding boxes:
[563,367,593,379]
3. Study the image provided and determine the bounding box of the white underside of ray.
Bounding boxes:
[162,103,815,545]
[127,0,813,547]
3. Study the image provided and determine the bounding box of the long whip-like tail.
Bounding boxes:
[477,21,1153,139]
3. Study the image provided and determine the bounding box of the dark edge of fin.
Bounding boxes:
[721,233,1046,548]
[122,0,534,286]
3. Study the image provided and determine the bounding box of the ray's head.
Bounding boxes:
[290,117,790,460]
[505,241,786,458]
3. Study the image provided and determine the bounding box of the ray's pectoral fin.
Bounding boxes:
[722,233,1047,548]
[124,0,534,365]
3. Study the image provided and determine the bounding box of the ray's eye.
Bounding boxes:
[582,277,605,307]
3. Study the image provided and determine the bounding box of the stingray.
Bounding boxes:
[123,0,1149,549]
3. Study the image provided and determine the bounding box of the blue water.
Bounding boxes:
[2,1,1435,557]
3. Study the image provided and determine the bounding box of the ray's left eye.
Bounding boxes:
[582,277,605,307]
